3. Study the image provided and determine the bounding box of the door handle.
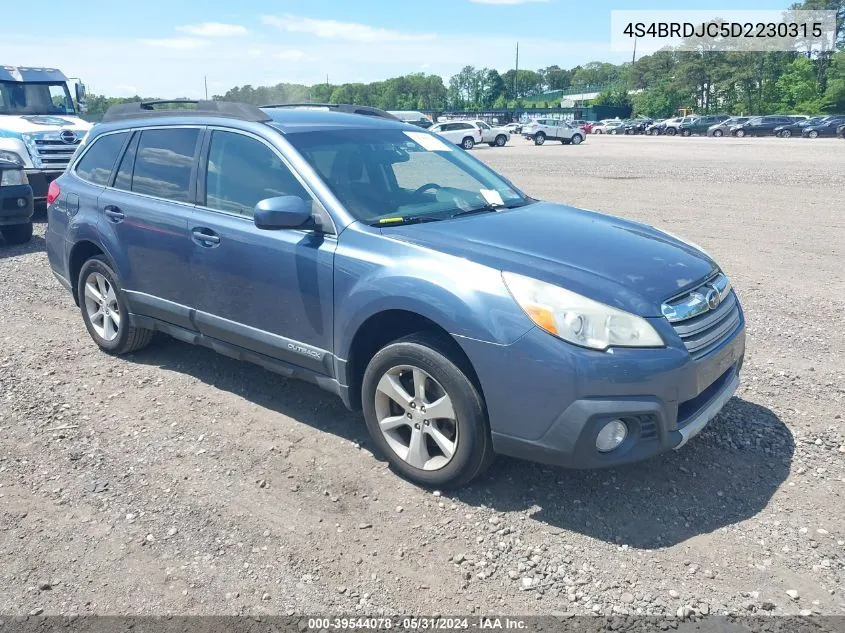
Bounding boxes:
[191,228,221,246]
[103,205,124,223]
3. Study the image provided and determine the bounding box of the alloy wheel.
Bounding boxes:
[84,272,121,342]
[374,365,458,471]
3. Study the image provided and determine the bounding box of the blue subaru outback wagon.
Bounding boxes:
[46,101,745,488]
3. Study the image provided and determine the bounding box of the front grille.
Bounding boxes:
[663,273,741,359]
[33,138,81,167]
[21,132,82,170]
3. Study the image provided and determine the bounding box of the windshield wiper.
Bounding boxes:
[451,200,529,218]
[370,215,443,227]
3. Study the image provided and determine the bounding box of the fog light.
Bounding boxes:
[596,419,628,452]
[17,198,27,208]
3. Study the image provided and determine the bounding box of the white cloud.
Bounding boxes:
[470,0,549,3]
[277,50,307,61]
[176,22,248,37]
[139,37,207,49]
[261,15,436,42]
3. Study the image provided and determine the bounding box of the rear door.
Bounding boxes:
[188,127,336,374]
[96,126,202,330]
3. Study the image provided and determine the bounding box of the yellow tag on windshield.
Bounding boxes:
[378,217,405,224]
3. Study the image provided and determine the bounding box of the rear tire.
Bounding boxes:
[361,332,494,489]
[735,129,746,138]
[781,130,791,138]
[534,132,546,145]
[808,130,818,139]
[1,222,33,245]
[712,129,724,137]
[594,129,603,134]
[681,129,692,137]
[77,255,154,355]
[494,134,507,147]
[571,134,583,145]
[666,127,677,136]
[461,137,475,150]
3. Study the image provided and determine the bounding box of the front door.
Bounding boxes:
[189,128,336,375]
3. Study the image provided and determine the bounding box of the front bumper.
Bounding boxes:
[456,312,746,469]
[0,183,34,226]
[24,170,63,201]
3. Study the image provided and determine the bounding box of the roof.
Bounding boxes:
[98,100,410,133]
[0,66,68,83]
[262,108,410,132]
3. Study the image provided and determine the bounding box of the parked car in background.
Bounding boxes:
[645,118,679,136]
[614,118,653,135]
[664,116,699,136]
[570,120,594,134]
[503,122,523,135]
[591,119,622,134]
[471,120,511,147]
[801,116,845,138]
[731,116,793,137]
[46,99,746,488]
[707,117,749,137]
[521,119,586,145]
[604,120,628,134]
[774,116,825,138]
[677,114,731,136]
[838,123,845,139]
[0,158,34,245]
[387,110,433,129]
[429,121,483,149]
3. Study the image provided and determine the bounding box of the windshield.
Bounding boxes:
[285,127,530,225]
[0,81,75,116]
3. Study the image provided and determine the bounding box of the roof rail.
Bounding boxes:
[260,103,401,121]
[102,100,272,123]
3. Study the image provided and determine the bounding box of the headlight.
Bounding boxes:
[0,150,25,166]
[502,272,664,351]
[0,168,27,186]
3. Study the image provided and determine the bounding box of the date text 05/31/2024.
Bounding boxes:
[306,617,528,630]
[622,21,824,38]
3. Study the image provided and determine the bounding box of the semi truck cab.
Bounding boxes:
[0,66,91,203]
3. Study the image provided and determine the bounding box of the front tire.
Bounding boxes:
[571,134,583,145]
[494,135,507,147]
[808,130,818,139]
[361,333,493,489]
[77,255,154,355]
[666,127,677,136]
[735,129,746,138]
[713,129,724,137]
[1,222,33,245]
[534,132,546,145]
[781,130,791,138]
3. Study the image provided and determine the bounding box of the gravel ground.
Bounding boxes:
[1,135,843,618]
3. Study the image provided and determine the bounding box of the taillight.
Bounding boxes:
[47,180,60,205]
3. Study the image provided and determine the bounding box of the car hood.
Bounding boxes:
[382,202,717,317]
[0,114,92,134]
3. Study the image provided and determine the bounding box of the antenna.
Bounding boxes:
[204,75,208,100]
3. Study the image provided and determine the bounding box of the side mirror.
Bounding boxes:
[253,196,314,230]
[75,83,88,112]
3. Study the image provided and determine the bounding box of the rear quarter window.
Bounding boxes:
[74,132,129,186]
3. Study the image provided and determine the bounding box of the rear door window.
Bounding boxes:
[74,132,129,186]
[131,128,200,203]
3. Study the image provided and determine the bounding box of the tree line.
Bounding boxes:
[83,0,843,120]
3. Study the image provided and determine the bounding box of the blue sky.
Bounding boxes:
[4,0,789,97]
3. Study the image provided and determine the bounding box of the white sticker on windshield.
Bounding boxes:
[404,131,453,152]
[480,189,505,207]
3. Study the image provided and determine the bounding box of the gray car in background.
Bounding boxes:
[707,116,750,137]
